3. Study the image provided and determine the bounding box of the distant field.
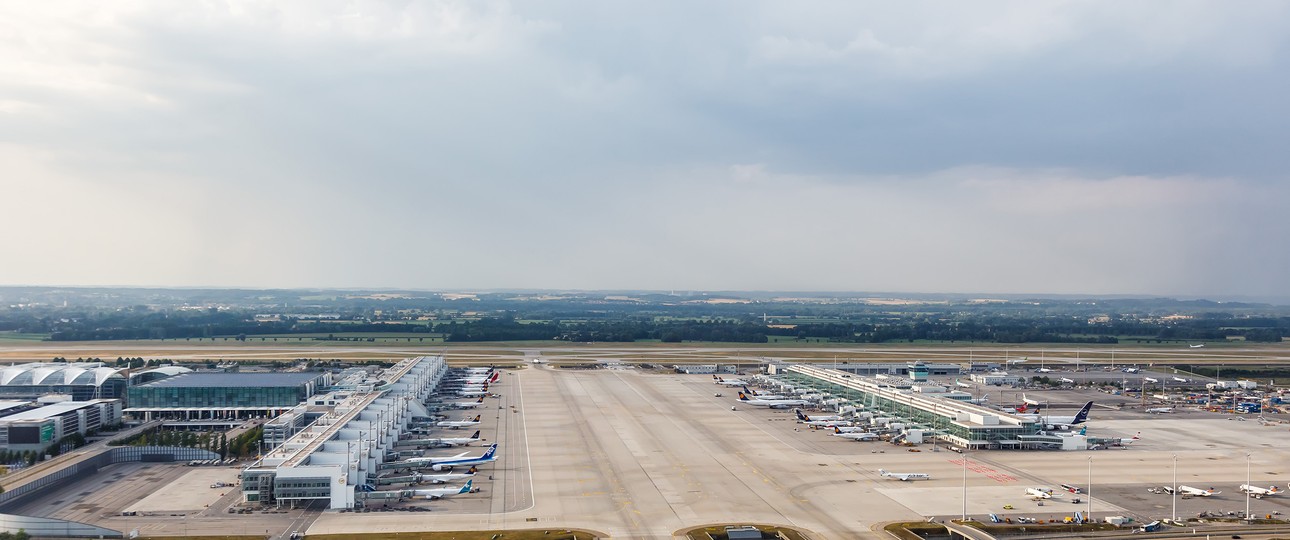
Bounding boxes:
[0,332,49,342]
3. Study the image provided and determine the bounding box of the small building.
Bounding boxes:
[970,372,1023,386]
[0,399,123,451]
[675,364,717,374]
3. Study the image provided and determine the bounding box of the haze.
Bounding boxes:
[2,1,1288,299]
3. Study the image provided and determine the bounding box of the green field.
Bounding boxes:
[0,332,49,342]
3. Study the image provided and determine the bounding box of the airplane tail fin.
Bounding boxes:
[469,430,480,439]
[878,469,887,476]
[476,396,484,403]
[468,466,478,474]
[459,479,473,493]
[737,392,750,401]
[482,443,498,459]
[472,415,481,422]
[796,409,808,421]
[1072,402,1094,424]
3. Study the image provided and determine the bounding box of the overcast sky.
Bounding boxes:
[2,1,1288,298]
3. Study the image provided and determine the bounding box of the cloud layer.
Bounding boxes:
[2,1,1287,297]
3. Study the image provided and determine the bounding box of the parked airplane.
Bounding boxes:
[796,409,845,423]
[1179,485,1220,497]
[1018,402,1094,429]
[436,415,481,429]
[1022,394,1043,407]
[831,424,873,434]
[737,392,806,409]
[428,430,482,447]
[1240,484,1280,498]
[458,386,489,397]
[412,479,473,500]
[1036,367,1054,374]
[1116,432,1142,445]
[1027,487,1061,499]
[878,469,930,481]
[1172,377,1190,383]
[1146,407,1174,414]
[452,372,499,384]
[1060,378,1075,384]
[1144,377,1160,384]
[422,467,477,484]
[1190,344,1205,348]
[742,386,790,400]
[448,396,487,409]
[407,443,499,471]
[714,376,750,386]
[1122,367,1140,374]
[832,426,879,441]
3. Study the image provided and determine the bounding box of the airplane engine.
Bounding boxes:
[432,464,450,472]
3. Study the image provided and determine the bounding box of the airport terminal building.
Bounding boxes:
[780,365,1089,450]
[126,372,329,420]
[0,363,127,401]
[241,356,447,509]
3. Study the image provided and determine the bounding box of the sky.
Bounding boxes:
[2,1,1288,299]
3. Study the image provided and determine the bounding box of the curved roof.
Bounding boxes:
[136,366,193,378]
[0,363,126,387]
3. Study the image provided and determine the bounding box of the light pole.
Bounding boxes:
[1087,455,1093,521]
[1246,452,1252,520]
[961,450,968,522]
[1172,454,1178,522]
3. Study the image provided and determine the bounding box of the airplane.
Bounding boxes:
[1144,377,1159,384]
[1122,367,1140,374]
[452,372,499,384]
[1190,344,1205,348]
[1036,367,1054,374]
[832,426,879,441]
[1018,402,1093,429]
[458,386,489,397]
[1172,377,1190,383]
[1146,407,1174,414]
[796,409,845,423]
[1179,485,1220,497]
[715,376,750,386]
[831,424,874,434]
[878,469,929,481]
[422,467,478,484]
[1060,377,1075,384]
[427,430,482,447]
[406,443,499,471]
[1026,487,1062,499]
[447,396,487,409]
[411,479,473,500]
[1240,484,1280,498]
[1022,394,1043,407]
[742,386,790,400]
[436,415,481,429]
[737,392,806,409]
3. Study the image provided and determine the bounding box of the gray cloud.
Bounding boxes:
[1,1,1287,297]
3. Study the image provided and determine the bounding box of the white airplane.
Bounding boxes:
[1144,377,1160,384]
[436,415,481,429]
[411,479,473,500]
[1036,367,1054,373]
[1122,367,1140,374]
[1240,484,1280,498]
[428,430,482,447]
[1061,377,1075,384]
[742,386,790,400]
[1146,407,1174,414]
[832,426,879,441]
[1190,344,1205,348]
[422,467,477,484]
[831,424,873,434]
[878,469,929,481]
[1026,487,1061,499]
[1172,377,1190,383]
[796,409,845,423]
[406,443,499,471]
[737,392,806,409]
[1018,402,1094,429]
[447,396,486,409]
[1179,485,1220,497]
[1022,394,1043,406]
[452,372,499,384]
[457,386,489,397]
[955,380,973,388]
[714,376,750,386]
